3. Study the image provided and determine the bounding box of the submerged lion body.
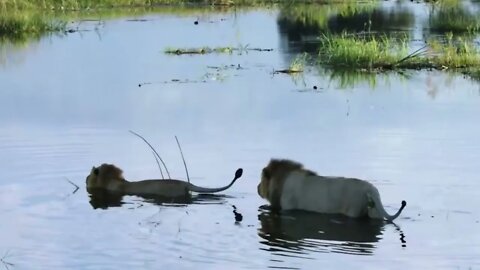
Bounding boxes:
[86,163,243,198]
[257,159,406,221]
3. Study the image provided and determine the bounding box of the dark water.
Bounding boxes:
[1,2,480,269]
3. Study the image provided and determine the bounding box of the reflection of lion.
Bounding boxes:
[86,163,243,198]
[257,206,385,255]
[257,159,406,221]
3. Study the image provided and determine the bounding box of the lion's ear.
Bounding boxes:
[93,168,99,175]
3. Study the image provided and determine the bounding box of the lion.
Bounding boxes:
[86,163,243,198]
[257,159,407,222]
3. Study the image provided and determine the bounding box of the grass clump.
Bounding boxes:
[288,53,307,72]
[318,33,480,71]
[274,53,307,74]
[0,0,281,9]
[318,33,408,68]
[0,11,66,40]
[428,36,480,68]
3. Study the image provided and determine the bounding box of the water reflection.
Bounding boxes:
[427,4,480,33]
[257,205,389,256]
[327,7,414,34]
[277,3,414,54]
[87,189,231,209]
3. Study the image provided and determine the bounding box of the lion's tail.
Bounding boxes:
[188,168,243,194]
[368,190,407,222]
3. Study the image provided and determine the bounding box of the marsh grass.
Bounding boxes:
[0,6,237,41]
[317,33,480,71]
[318,33,408,68]
[0,11,66,39]
[0,0,283,10]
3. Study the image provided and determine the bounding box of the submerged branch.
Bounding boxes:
[65,178,79,194]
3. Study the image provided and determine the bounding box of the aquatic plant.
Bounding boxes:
[0,6,236,41]
[318,33,480,70]
[318,33,409,68]
[289,53,308,72]
[0,11,66,39]
[0,0,282,10]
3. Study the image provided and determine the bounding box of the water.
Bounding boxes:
[1,2,480,269]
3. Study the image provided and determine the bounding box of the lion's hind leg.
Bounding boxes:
[366,193,383,219]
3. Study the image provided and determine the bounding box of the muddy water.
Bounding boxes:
[1,3,480,270]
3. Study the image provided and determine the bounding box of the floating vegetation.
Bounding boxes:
[165,46,235,55]
[274,53,307,74]
[138,79,208,87]
[317,33,480,71]
[164,46,273,55]
[138,63,245,86]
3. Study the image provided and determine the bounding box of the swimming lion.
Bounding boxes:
[86,163,243,198]
[257,159,406,221]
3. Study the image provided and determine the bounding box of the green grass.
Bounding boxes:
[289,53,307,72]
[0,0,284,10]
[318,33,408,68]
[0,6,238,42]
[0,0,269,39]
[317,33,480,70]
[0,11,66,40]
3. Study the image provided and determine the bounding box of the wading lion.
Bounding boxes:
[257,159,406,221]
[86,163,243,198]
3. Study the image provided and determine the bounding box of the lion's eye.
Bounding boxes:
[93,168,99,175]
[263,168,270,179]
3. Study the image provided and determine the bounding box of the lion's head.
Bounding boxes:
[86,163,126,192]
[257,159,317,208]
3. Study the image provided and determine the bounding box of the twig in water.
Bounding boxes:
[65,177,79,194]
[129,130,171,179]
[1,250,15,270]
[152,152,164,179]
[395,45,428,66]
[175,136,190,184]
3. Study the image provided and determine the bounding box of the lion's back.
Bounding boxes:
[280,172,373,215]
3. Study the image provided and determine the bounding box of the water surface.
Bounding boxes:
[1,2,480,269]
